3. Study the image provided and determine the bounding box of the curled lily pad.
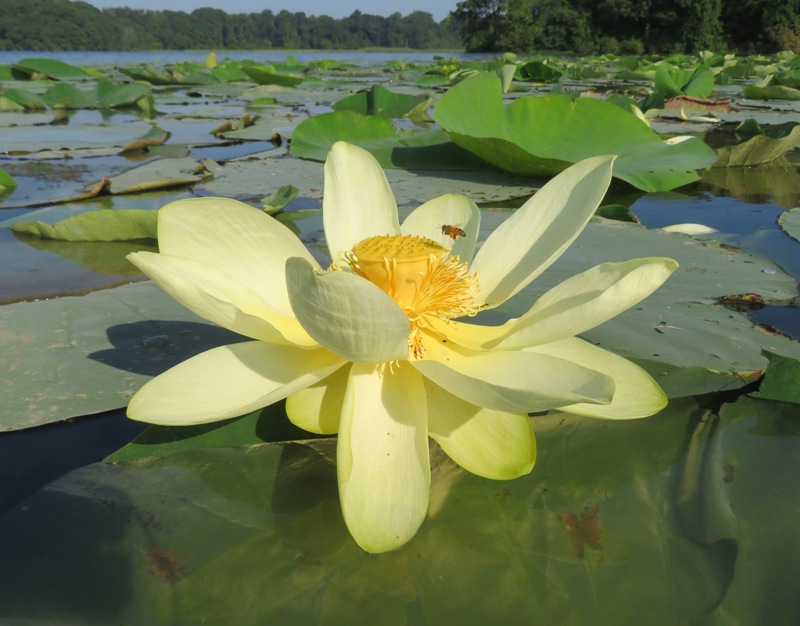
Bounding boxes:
[434,73,717,192]
[105,158,210,194]
[654,62,714,99]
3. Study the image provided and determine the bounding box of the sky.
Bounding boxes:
[83,1,460,22]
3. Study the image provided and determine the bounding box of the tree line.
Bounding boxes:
[1,0,797,54]
[0,0,460,51]
[451,0,800,54]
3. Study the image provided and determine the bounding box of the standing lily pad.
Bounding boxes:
[332,83,432,119]
[434,73,717,192]
[11,57,95,81]
[241,65,304,88]
[10,209,158,241]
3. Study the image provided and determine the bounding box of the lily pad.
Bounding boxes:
[331,83,432,119]
[262,184,298,215]
[654,62,714,99]
[753,351,800,404]
[0,168,17,200]
[289,110,491,171]
[778,208,800,242]
[11,57,95,81]
[0,392,796,624]
[434,73,718,192]
[10,209,158,241]
[0,282,244,430]
[241,65,304,88]
[105,158,210,194]
[714,122,800,166]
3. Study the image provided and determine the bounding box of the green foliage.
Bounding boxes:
[452,0,800,53]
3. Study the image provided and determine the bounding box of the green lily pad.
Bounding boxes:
[106,158,210,194]
[517,60,564,83]
[331,83,432,119]
[1,392,796,624]
[0,168,17,200]
[0,88,47,110]
[434,73,717,192]
[753,351,800,404]
[10,209,158,241]
[11,57,94,81]
[289,110,491,171]
[0,121,164,153]
[778,208,800,242]
[714,122,800,166]
[262,184,298,215]
[743,84,800,101]
[654,62,714,99]
[241,65,304,88]
[41,82,97,109]
[0,282,243,430]
[492,216,800,374]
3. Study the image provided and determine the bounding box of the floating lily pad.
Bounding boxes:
[105,158,210,194]
[262,184,298,215]
[778,208,800,242]
[0,168,16,200]
[743,84,800,101]
[0,121,165,153]
[434,73,718,192]
[0,392,796,624]
[0,282,243,430]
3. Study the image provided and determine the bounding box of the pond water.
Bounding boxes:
[1,49,799,624]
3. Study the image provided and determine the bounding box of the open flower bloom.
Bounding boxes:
[127,142,677,554]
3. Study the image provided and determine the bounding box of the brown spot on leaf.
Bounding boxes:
[147,546,186,584]
[558,504,603,560]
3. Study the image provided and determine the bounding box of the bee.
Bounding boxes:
[440,224,466,241]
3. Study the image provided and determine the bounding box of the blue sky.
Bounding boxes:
[84,1,460,22]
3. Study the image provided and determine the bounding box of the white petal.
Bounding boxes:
[128,251,314,346]
[426,381,536,480]
[285,363,350,435]
[400,193,481,263]
[530,337,668,419]
[338,362,430,553]
[323,142,401,260]
[157,197,319,317]
[412,332,615,413]
[489,258,678,350]
[470,156,615,308]
[286,257,410,363]
[127,341,344,425]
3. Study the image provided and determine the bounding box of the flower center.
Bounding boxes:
[344,234,478,358]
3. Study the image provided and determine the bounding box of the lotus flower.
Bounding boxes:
[127,142,677,553]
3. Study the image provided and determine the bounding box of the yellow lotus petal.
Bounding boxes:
[400,193,480,263]
[529,337,668,419]
[323,142,401,260]
[127,341,344,425]
[413,331,615,413]
[129,251,315,347]
[156,197,319,317]
[426,381,536,480]
[489,258,679,350]
[285,363,350,434]
[286,257,410,363]
[470,156,615,308]
[338,362,430,554]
